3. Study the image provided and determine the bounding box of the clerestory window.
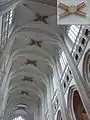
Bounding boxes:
[9,10,13,26]
[59,51,67,71]
[68,25,81,43]
[0,9,14,50]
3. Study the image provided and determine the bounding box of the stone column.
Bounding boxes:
[0,115,3,120]
[50,77,54,98]
[39,104,42,120]
[41,97,45,120]
[56,58,63,78]
[0,94,3,120]
[53,64,72,120]
[0,109,4,120]
[58,34,90,119]
[47,82,54,120]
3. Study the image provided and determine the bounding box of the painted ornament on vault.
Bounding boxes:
[58,1,87,19]
[29,39,42,48]
[25,59,37,66]
[34,13,48,24]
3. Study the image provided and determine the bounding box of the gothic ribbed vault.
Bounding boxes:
[1,1,65,120]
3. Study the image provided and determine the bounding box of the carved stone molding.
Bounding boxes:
[83,49,90,84]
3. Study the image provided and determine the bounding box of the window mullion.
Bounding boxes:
[71,27,78,36]
[69,29,76,39]
[68,32,75,43]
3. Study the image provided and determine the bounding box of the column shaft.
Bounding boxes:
[47,83,54,120]
[54,66,72,120]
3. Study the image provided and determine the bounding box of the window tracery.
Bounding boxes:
[60,26,90,93]
[0,9,14,49]
[56,110,62,120]
[68,25,81,43]
[71,26,90,65]
[59,51,67,71]
[9,10,13,26]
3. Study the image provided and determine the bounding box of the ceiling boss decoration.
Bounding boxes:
[58,1,87,19]
[22,76,33,83]
[29,39,42,48]
[34,13,48,24]
[16,106,26,111]
[25,59,37,66]
[20,91,29,96]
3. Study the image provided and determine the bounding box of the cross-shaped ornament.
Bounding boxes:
[29,39,42,48]
[20,90,29,96]
[25,59,37,66]
[17,106,25,111]
[58,2,87,19]
[34,13,48,24]
[22,76,33,83]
